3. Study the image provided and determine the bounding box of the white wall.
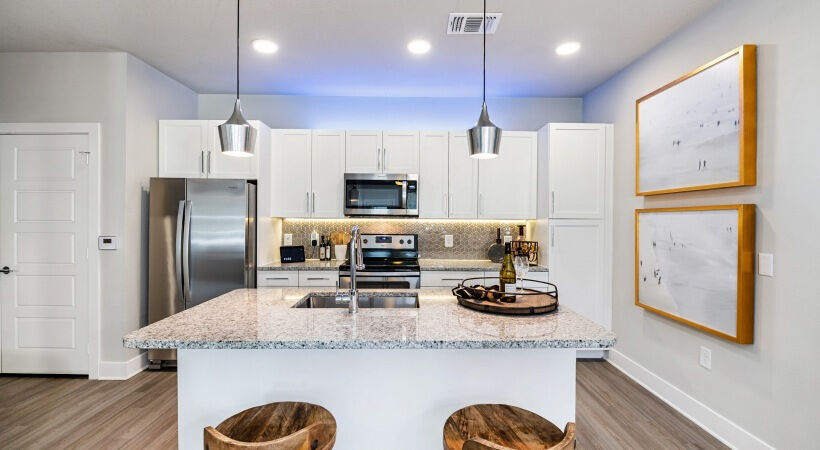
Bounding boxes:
[0,52,197,369]
[198,94,582,131]
[582,1,820,448]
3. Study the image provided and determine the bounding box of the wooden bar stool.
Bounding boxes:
[204,401,336,450]
[443,404,575,450]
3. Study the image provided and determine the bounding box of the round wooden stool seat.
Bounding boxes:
[204,401,336,450]
[443,404,575,450]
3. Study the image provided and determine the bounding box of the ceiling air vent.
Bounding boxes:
[447,13,503,35]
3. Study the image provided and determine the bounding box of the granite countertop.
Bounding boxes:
[419,259,548,272]
[258,259,547,272]
[123,288,614,350]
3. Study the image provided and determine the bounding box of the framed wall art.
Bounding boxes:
[635,205,755,343]
[636,45,756,196]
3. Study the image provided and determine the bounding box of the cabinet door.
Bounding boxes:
[345,130,381,173]
[382,131,419,174]
[549,220,606,327]
[478,131,537,219]
[271,129,312,218]
[447,133,478,218]
[548,124,607,219]
[418,131,449,218]
[311,130,345,217]
[207,120,259,179]
[158,121,207,178]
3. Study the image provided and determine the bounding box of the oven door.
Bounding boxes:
[339,272,421,289]
[344,174,418,216]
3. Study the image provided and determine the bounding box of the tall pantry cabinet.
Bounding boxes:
[538,123,613,337]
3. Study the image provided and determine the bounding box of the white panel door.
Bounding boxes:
[548,124,607,219]
[311,130,345,217]
[478,131,537,219]
[271,130,312,218]
[345,130,381,173]
[0,135,89,374]
[382,131,419,174]
[549,220,606,327]
[158,121,207,178]
[207,120,259,179]
[447,133,478,218]
[418,131,449,218]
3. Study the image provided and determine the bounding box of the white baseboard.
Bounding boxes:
[606,349,773,450]
[97,352,148,380]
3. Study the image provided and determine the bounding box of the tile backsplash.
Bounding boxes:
[282,219,526,259]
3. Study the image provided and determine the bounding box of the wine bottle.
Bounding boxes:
[499,242,517,295]
[319,235,326,260]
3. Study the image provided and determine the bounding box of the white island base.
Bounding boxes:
[177,348,576,450]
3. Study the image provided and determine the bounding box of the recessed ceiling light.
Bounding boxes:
[555,41,581,56]
[252,39,279,54]
[407,39,432,55]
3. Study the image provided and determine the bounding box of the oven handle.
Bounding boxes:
[339,271,420,277]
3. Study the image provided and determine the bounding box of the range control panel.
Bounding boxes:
[359,234,417,250]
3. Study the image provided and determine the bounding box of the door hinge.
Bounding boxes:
[79,151,91,166]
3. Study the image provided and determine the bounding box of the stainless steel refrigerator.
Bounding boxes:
[146,178,256,367]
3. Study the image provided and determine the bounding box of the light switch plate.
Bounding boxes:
[758,253,774,277]
[283,233,293,246]
[444,235,454,248]
[699,346,712,370]
[98,236,118,250]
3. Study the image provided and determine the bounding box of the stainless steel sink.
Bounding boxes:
[292,294,419,309]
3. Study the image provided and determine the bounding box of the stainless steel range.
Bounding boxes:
[339,234,420,289]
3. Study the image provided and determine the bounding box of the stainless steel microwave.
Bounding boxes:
[344,173,418,217]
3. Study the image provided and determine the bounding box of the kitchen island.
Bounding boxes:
[124,288,614,449]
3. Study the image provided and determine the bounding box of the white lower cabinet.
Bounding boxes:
[420,271,484,288]
[257,271,299,287]
[548,220,608,328]
[298,271,339,287]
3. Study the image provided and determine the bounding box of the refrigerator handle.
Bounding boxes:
[181,200,193,307]
[175,200,185,303]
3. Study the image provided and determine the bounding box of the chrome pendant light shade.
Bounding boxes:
[468,0,501,159]
[218,98,256,157]
[219,0,256,157]
[468,101,501,159]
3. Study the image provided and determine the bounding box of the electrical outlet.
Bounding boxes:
[758,253,774,277]
[444,235,454,248]
[283,233,293,246]
[310,230,319,246]
[699,346,712,370]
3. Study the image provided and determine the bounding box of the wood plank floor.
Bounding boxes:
[0,361,726,449]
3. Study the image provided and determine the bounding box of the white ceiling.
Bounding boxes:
[0,0,719,97]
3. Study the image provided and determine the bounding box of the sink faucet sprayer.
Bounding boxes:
[340,226,365,313]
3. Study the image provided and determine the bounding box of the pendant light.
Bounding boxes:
[218,0,256,157]
[467,0,502,159]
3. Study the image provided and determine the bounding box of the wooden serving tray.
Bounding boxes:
[456,288,558,315]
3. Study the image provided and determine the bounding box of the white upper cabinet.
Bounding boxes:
[271,129,312,218]
[207,120,260,179]
[159,120,266,180]
[310,130,345,217]
[159,121,208,178]
[345,130,381,173]
[448,133,479,218]
[382,131,419,174]
[547,123,609,219]
[478,131,537,219]
[418,131,449,219]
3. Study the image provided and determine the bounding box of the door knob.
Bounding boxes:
[1,266,13,274]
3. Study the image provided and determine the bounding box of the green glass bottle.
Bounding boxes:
[499,243,517,295]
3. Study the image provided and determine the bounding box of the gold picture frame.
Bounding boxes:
[635,205,755,344]
[636,45,757,196]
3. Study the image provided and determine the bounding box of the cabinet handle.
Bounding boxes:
[265,277,290,281]
[306,192,310,214]
[478,193,483,216]
[443,193,448,215]
[551,191,557,215]
[377,148,381,172]
[201,151,206,175]
[207,152,212,174]
[551,227,555,247]
[383,147,387,172]
[312,192,316,213]
[306,277,330,281]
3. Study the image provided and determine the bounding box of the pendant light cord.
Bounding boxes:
[482,0,486,104]
[236,0,240,100]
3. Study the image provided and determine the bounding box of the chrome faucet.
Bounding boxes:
[342,226,365,313]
